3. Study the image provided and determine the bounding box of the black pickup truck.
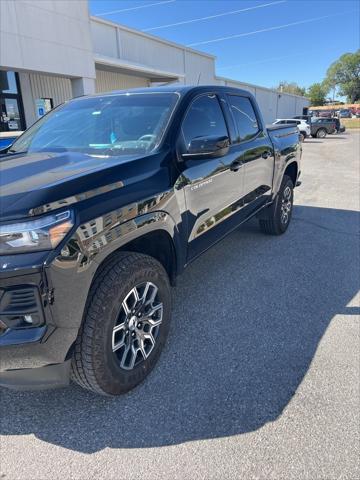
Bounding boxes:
[0,86,301,395]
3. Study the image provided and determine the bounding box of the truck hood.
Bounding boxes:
[0,150,164,220]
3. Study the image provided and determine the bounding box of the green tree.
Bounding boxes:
[325,50,360,103]
[275,81,306,96]
[307,83,328,106]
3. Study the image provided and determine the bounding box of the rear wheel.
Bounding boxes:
[316,128,327,138]
[71,252,172,396]
[299,131,306,142]
[259,175,294,235]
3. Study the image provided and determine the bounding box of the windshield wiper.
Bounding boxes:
[5,149,27,155]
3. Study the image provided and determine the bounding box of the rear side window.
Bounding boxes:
[228,95,259,142]
[181,95,228,148]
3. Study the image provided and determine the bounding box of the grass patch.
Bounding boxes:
[341,118,360,129]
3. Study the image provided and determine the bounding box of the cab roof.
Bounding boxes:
[86,84,253,99]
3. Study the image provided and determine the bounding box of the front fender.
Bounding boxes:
[90,210,181,267]
[46,209,182,333]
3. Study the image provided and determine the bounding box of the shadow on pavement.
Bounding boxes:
[1,205,359,453]
[324,135,348,139]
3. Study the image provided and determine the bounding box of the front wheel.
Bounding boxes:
[258,175,294,235]
[71,252,172,396]
[316,128,327,138]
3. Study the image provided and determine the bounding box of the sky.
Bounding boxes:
[89,0,360,91]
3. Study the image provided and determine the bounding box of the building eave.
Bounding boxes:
[94,54,184,82]
[216,76,310,101]
[91,16,216,60]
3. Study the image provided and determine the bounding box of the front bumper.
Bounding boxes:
[0,250,94,389]
[0,360,71,390]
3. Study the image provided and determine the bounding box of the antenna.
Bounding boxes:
[197,72,201,85]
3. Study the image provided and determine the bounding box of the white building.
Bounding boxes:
[0,0,309,138]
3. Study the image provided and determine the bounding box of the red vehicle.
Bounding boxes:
[318,110,332,118]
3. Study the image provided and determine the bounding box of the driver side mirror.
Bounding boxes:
[182,135,230,160]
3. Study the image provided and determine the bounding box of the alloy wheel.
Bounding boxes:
[112,282,163,370]
[280,186,292,225]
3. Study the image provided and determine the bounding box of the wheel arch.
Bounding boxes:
[283,161,298,187]
[117,229,177,285]
[90,212,180,287]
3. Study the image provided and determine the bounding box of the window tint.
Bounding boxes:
[182,95,228,148]
[228,95,259,141]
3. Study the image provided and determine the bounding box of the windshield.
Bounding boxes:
[9,92,179,156]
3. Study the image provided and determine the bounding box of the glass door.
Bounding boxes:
[0,71,25,132]
[0,97,22,132]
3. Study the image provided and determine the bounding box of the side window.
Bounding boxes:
[228,95,259,142]
[181,95,228,149]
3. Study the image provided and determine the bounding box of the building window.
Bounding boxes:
[0,71,25,132]
[0,71,18,94]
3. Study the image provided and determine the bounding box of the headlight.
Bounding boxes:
[0,211,73,254]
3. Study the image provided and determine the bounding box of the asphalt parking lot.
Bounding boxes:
[0,131,359,480]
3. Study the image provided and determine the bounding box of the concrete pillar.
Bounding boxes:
[18,72,36,128]
[71,77,96,98]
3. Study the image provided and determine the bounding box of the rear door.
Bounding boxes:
[227,94,275,215]
[178,93,245,261]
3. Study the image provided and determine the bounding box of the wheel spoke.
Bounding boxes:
[113,336,125,352]
[113,323,125,334]
[138,338,147,359]
[112,323,126,352]
[122,298,130,316]
[143,303,163,327]
[132,286,140,303]
[141,282,151,304]
[120,342,137,370]
[137,331,155,359]
[145,283,158,306]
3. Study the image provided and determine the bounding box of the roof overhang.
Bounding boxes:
[94,54,183,83]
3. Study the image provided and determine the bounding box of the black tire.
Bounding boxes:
[259,175,294,235]
[71,252,172,396]
[316,128,327,138]
[299,132,305,142]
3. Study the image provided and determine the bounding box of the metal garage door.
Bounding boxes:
[95,69,149,93]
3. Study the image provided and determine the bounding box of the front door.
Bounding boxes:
[177,93,245,261]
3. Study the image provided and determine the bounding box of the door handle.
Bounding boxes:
[262,151,272,159]
[230,160,243,172]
